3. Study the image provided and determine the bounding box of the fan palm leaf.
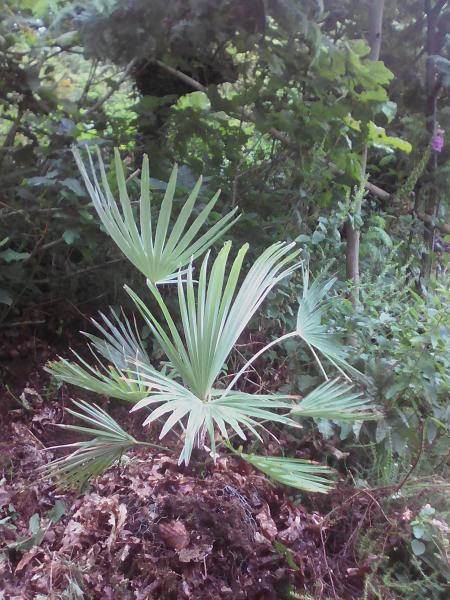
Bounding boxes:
[73,146,240,284]
[295,268,359,380]
[290,379,379,421]
[47,350,149,403]
[39,400,154,490]
[83,308,149,370]
[123,241,301,463]
[47,309,156,402]
[128,359,300,464]
[126,241,302,400]
[240,452,335,493]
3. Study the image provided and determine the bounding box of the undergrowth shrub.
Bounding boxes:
[358,478,450,599]
[333,257,450,479]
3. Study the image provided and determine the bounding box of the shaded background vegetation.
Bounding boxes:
[0,1,449,598]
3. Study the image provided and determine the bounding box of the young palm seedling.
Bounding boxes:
[45,146,378,493]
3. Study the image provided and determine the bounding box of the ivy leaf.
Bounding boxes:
[63,229,81,245]
[411,539,426,556]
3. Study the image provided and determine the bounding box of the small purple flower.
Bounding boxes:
[431,129,444,152]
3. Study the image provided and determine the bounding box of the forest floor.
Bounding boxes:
[0,323,409,600]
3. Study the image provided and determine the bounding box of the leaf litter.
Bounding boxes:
[0,337,391,600]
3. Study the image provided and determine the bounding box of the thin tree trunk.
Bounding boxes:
[421,0,444,282]
[345,0,385,307]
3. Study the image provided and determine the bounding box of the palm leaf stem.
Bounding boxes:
[221,331,297,397]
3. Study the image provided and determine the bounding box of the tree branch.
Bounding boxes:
[155,60,205,92]
[155,60,292,147]
[365,181,450,235]
[83,59,136,119]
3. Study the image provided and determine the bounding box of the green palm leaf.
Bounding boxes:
[84,309,149,370]
[123,241,301,463]
[240,453,335,493]
[40,400,149,490]
[129,361,299,464]
[47,310,155,402]
[73,146,240,284]
[296,269,358,380]
[127,241,302,400]
[291,379,379,421]
[46,351,149,403]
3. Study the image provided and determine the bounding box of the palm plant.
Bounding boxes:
[45,147,378,493]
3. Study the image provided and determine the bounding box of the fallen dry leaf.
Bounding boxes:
[256,504,277,540]
[159,520,190,550]
[177,543,213,563]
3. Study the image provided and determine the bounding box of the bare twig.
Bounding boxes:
[126,168,141,184]
[0,319,45,329]
[319,525,338,600]
[83,58,136,119]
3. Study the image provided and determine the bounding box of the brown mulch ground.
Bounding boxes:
[0,327,387,600]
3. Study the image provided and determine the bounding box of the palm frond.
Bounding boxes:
[127,241,302,400]
[83,308,149,371]
[40,400,143,490]
[128,359,300,465]
[73,146,240,283]
[296,269,358,380]
[46,350,150,403]
[291,379,379,421]
[240,452,335,493]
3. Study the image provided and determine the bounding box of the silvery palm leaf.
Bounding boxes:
[127,241,302,400]
[290,379,379,421]
[83,308,149,371]
[73,146,240,284]
[47,309,154,402]
[40,400,146,490]
[295,269,358,380]
[240,453,335,493]
[47,349,150,403]
[128,361,299,464]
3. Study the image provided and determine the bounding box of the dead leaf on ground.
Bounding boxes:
[159,520,190,550]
